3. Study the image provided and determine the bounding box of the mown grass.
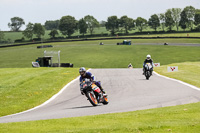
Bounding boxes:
[154,62,200,88]
[0,68,79,117]
[0,99,199,133]
[0,39,200,68]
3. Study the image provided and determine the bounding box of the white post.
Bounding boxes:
[44,50,46,57]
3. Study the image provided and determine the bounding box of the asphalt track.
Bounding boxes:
[0,68,200,123]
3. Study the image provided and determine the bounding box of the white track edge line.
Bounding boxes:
[1,69,91,118]
[154,71,200,91]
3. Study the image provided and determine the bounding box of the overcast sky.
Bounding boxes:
[0,0,199,31]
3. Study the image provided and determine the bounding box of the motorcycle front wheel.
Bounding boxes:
[102,95,109,105]
[145,71,150,80]
[86,91,98,106]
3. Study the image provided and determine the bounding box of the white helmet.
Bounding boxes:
[146,54,151,60]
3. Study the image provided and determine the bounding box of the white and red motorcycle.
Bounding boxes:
[144,63,153,80]
[80,78,108,106]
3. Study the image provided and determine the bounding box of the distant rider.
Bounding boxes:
[79,67,106,95]
[128,63,133,68]
[143,54,154,75]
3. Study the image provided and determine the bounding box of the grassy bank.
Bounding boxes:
[154,62,200,88]
[0,40,200,68]
[0,100,199,133]
[0,68,79,117]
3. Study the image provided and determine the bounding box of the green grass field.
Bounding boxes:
[0,102,200,133]
[0,68,79,117]
[155,62,200,88]
[0,39,200,68]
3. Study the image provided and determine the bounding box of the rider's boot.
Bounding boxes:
[151,69,153,76]
[99,86,107,96]
[98,93,103,102]
[142,68,145,75]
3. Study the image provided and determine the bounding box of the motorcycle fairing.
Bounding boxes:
[92,84,101,93]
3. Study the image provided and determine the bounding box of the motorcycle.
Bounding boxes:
[80,78,109,106]
[144,63,153,80]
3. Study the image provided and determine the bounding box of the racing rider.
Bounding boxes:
[143,54,154,75]
[79,67,106,95]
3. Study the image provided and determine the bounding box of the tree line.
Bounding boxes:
[0,5,200,41]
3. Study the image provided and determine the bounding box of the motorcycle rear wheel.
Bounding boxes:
[86,91,98,106]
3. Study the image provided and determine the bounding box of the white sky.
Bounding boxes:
[0,0,199,31]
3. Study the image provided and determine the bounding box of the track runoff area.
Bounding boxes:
[0,68,200,123]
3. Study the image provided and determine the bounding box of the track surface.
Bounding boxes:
[1,68,200,123]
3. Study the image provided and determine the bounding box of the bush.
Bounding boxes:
[14,37,25,43]
[32,38,42,41]
[194,25,200,31]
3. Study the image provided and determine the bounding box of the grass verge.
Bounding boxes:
[0,102,199,133]
[0,68,79,117]
[154,62,200,88]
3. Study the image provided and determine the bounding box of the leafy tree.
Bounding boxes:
[44,20,59,30]
[158,13,166,31]
[49,29,59,39]
[33,23,45,39]
[99,21,106,27]
[183,6,196,30]
[136,17,147,32]
[196,25,200,31]
[105,16,119,35]
[8,17,25,31]
[78,18,88,36]
[194,9,200,26]
[84,15,99,35]
[148,14,160,31]
[179,10,188,31]
[165,9,175,31]
[119,16,135,33]
[171,8,182,31]
[59,15,77,37]
[0,30,5,41]
[23,22,34,40]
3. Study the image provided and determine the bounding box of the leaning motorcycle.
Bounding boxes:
[144,63,153,80]
[80,78,108,106]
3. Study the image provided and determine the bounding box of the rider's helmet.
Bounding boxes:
[146,54,151,60]
[79,67,86,76]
